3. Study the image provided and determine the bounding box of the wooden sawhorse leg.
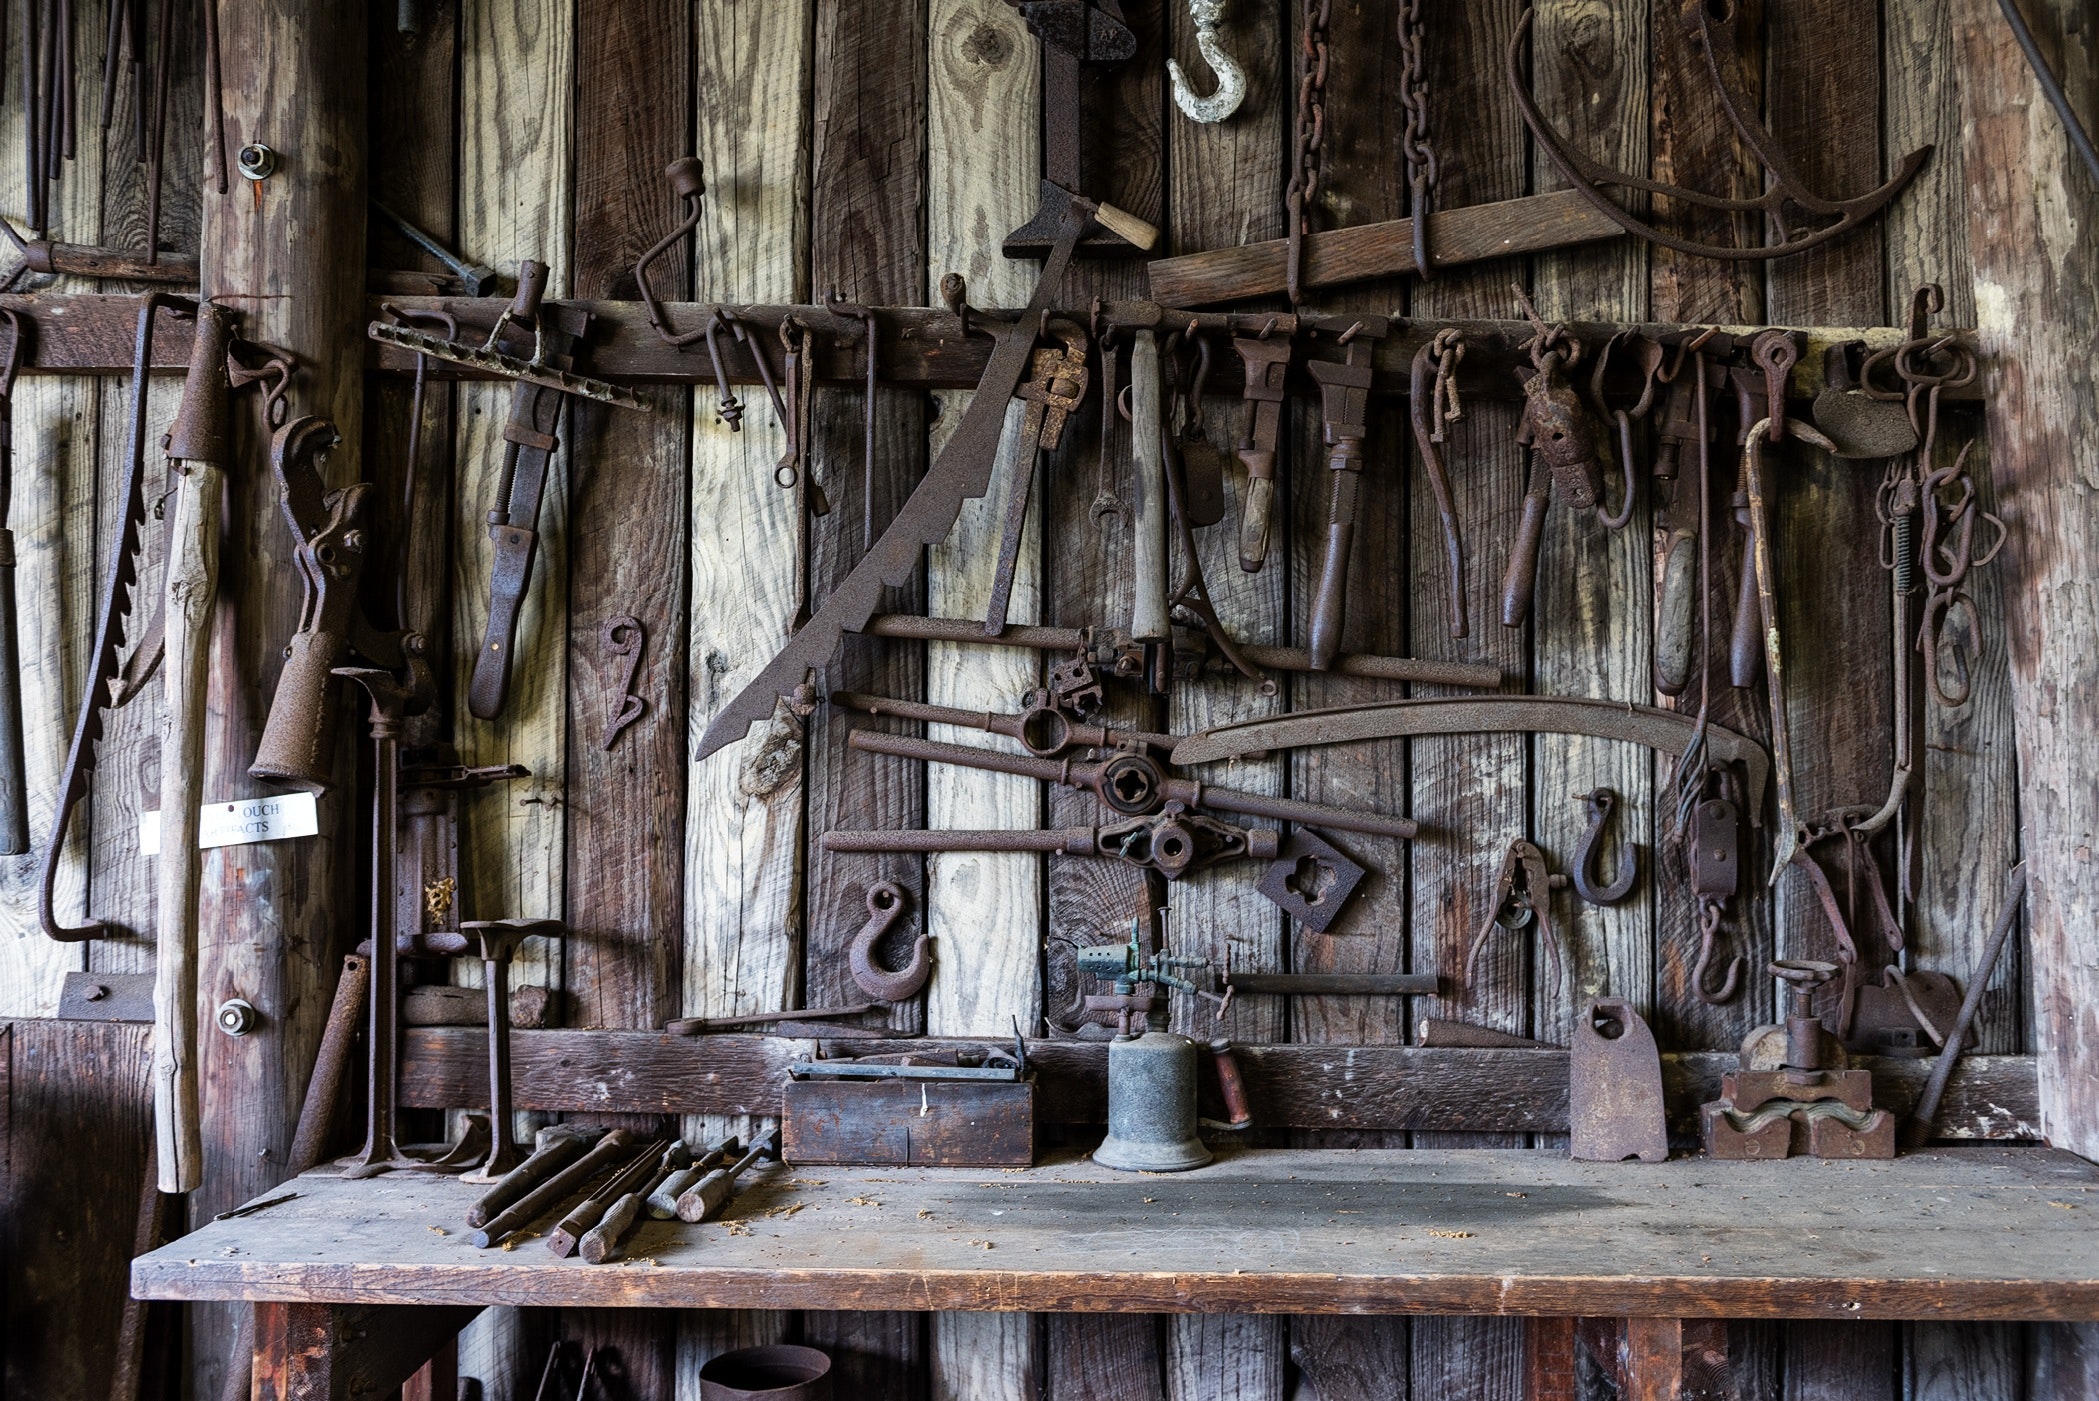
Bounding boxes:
[251,1302,480,1401]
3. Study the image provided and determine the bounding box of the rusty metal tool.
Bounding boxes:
[371,199,497,297]
[1700,960,1894,1160]
[249,414,404,794]
[825,288,883,554]
[469,1128,638,1248]
[1739,412,1843,880]
[648,1136,741,1220]
[337,643,446,1181]
[1174,696,1769,819]
[696,197,1096,760]
[674,1130,780,1222]
[1252,828,1366,932]
[848,880,930,1002]
[833,688,1177,758]
[1995,0,2099,190]
[1227,971,1437,997]
[1569,999,1668,1163]
[367,260,648,721]
[1570,788,1636,906]
[824,809,1279,882]
[548,1137,678,1258]
[1000,1,1160,258]
[634,158,709,345]
[1902,863,2026,1149]
[864,613,1503,692]
[1465,839,1568,998]
[1508,2,1928,261]
[1725,331,1801,691]
[0,312,27,854]
[599,614,648,750]
[850,729,1419,840]
[1076,922,1220,1035]
[1306,317,1387,668]
[1502,288,1615,629]
[287,952,371,1175]
[458,918,563,1182]
[466,1128,598,1230]
[987,319,1090,633]
[1409,328,1469,636]
[1685,782,1745,1005]
[1230,323,1293,573]
[41,295,184,942]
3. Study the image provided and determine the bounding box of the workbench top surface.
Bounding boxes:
[132,1147,2099,1320]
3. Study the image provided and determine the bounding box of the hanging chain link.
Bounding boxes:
[1398,0,1437,277]
[1283,0,1331,306]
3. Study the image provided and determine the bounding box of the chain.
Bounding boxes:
[1398,0,1436,276]
[1283,0,1331,306]
[1426,327,1464,443]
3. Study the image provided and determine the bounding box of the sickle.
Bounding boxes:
[847,881,931,1002]
[1572,788,1637,905]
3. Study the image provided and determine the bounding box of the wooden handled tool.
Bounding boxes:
[673,1131,779,1223]
[547,1139,679,1258]
[468,1128,635,1248]
[465,1127,597,1230]
[0,312,27,855]
[153,301,237,1195]
[582,1145,692,1263]
[647,1136,740,1219]
[1128,329,1168,642]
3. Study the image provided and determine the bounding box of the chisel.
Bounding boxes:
[674,1131,780,1223]
[468,1128,635,1248]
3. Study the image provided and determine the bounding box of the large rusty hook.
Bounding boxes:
[847,881,931,1002]
[1572,788,1636,905]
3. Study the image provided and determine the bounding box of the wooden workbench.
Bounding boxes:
[134,1147,2099,1397]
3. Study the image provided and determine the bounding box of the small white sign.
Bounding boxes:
[140,792,320,856]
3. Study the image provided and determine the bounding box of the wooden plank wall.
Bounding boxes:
[0,2,2039,1399]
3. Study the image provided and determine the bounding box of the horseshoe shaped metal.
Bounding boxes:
[1506,4,1929,261]
[1168,0,1246,125]
[1572,788,1637,906]
[847,881,931,1002]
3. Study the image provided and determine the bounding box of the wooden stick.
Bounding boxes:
[1144,189,1623,307]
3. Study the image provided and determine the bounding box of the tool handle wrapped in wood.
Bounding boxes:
[581,1169,672,1264]
[674,1133,776,1223]
[547,1138,671,1257]
[468,1128,634,1247]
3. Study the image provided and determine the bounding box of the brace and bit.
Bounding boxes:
[846,880,931,1002]
[1167,0,1245,124]
[1571,788,1636,905]
[633,157,709,346]
[1465,839,1568,998]
[1408,328,1469,637]
[1306,317,1387,667]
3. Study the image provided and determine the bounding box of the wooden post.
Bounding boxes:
[194,4,366,1397]
[1950,0,2099,1159]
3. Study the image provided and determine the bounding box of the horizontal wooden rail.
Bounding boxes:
[0,291,1984,405]
[397,1029,2037,1140]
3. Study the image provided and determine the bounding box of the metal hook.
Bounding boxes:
[1692,903,1743,1005]
[847,880,931,1002]
[1572,788,1637,905]
[1168,0,1246,125]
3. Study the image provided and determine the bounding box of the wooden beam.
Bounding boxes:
[1143,189,1625,307]
[1950,0,2099,1162]
[252,1302,478,1401]
[392,1027,2037,1138]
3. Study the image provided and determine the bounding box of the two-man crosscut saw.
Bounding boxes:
[695,194,1097,761]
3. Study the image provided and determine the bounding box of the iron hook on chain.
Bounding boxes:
[1168,0,1246,125]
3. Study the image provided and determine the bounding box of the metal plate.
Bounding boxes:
[57,971,154,1022]
[1254,829,1366,932]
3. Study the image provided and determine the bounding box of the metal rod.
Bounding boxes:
[1997,0,2099,192]
[1904,864,2027,1147]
